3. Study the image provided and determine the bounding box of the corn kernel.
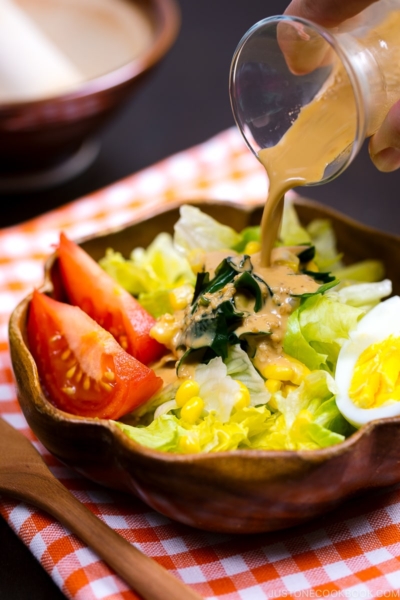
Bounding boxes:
[181,396,204,424]
[188,249,206,274]
[262,357,310,386]
[282,383,298,397]
[176,380,200,407]
[306,260,319,272]
[169,285,195,311]
[267,395,279,411]
[284,356,311,385]
[265,379,282,394]
[150,314,179,346]
[272,249,300,273]
[244,241,261,255]
[234,380,251,410]
[178,435,201,453]
[262,363,294,382]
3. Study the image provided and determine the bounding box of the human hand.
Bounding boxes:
[284,0,400,172]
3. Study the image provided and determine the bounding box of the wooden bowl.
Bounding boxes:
[0,0,180,191]
[8,198,400,534]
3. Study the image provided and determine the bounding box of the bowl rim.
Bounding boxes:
[0,0,181,111]
[9,196,400,467]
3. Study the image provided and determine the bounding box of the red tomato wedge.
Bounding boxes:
[27,290,163,419]
[57,233,164,365]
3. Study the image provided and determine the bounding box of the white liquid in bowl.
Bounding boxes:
[1,0,155,102]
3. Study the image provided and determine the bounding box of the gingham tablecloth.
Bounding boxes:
[1,128,400,600]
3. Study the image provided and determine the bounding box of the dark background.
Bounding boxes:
[1,1,399,598]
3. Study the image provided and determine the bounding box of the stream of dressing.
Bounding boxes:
[257,9,400,265]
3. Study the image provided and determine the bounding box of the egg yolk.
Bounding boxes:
[349,336,400,408]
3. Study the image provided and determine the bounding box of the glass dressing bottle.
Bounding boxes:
[230,0,400,262]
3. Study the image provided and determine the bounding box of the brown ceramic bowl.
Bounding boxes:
[8,198,400,534]
[0,0,179,191]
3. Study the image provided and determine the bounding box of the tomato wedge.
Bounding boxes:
[27,290,162,419]
[57,233,164,365]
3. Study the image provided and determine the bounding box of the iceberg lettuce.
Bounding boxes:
[173,205,242,253]
[332,260,385,283]
[105,202,385,454]
[137,290,173,318]
[194,357,240,423]
[250,371,353,450]
[225,345,270,407]
[306,218,343,271]
[284,293,364,372]
[328,279,392,311]
[233,226,261,252]
[115,369,351,453]
[116,415,186,451]
[115,406,276,453]
[100,232,194,292]
[280,198,312,246]
[100,232,195,317]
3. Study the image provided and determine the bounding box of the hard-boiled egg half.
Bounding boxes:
[335,295,400,428]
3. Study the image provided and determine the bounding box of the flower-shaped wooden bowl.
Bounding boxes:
[8,198,400,534]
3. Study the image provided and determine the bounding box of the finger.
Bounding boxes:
[277,20,333,74]
[284,0,380,28]
[369,101,400,172]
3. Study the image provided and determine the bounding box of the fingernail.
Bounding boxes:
[371,147,400,172]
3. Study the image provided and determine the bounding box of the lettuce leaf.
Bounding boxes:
[100,232,195,317]
[233,226,261,252]
[284,294,363,372]
[306,218,343,271]
[174,205,242,253]
[115,371,351,453]
[225,345,270,407]
[332,259,385,283]
[280,198,312,246]
[121,381,180,422]
[109,202,381,454]
[114,408,273,453]
[273,370,338,428]
[138,290,173,318]
[116,416,186,451]
[100,232,194,294]
[250,371,352,450]
[194,357,240,423]
[99,249,149,295]
[328,279,392,310]
[131,232,194,288]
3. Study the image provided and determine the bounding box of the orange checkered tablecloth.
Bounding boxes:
[1,127,400,600]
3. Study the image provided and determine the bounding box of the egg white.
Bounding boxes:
[335,295,400,428]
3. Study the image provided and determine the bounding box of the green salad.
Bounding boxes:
[99,200,397,453]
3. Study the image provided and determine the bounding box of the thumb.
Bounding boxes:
[285,0,379,28]
[369,101,400,172]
